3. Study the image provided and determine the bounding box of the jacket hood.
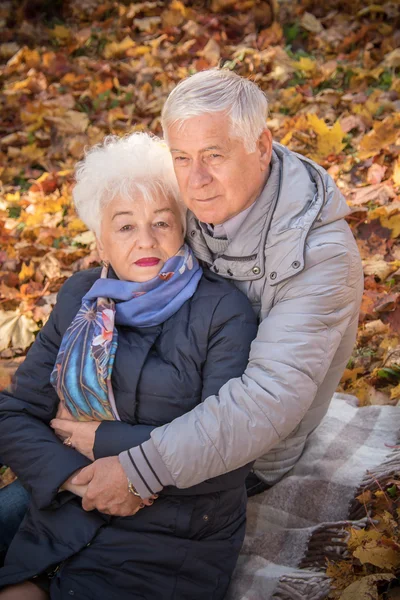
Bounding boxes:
[187,142,350,285]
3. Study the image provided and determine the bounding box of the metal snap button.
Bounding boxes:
[252,266,261,275]
[227,268,233,276]
[68,591,75,596]
[202,514,209,522]
[291,261,300,269]
[190,230,196,237]
[270,271,277,280]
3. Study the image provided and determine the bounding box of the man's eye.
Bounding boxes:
[174,156,189,163]
[155,221,169,228]
[209,153,222,159]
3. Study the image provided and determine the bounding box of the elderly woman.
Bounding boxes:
[0,133,257,600]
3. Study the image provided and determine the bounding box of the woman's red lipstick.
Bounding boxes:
[134,258,160,267]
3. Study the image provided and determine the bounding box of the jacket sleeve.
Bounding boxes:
[0,284,91,509]
[119,237,363,498]
[119,287,258,497]
[93,422,155,459]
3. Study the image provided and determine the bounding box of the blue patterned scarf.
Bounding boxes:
[50,245,202,421]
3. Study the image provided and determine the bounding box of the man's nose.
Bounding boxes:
[188,161,213,189]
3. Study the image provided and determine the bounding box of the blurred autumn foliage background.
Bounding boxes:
[0,0,400,594]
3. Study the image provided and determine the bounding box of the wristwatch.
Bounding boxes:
[127,478,141,497]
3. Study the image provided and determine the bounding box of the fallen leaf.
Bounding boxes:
[367,164,387,185]
[0,310,37,351]
[307,114,345,160]
[340,573,394,600]
[383,48,400,69]
[393,158,400,187]
[200,38,221,65]
[103,36,135,59]
[0,467,17,490]
[347,184,395,207]
[353,540,400,569]
[359,115,400,160]
[19,260,35,283]
[300,12,323,34]
[292,56,317,76]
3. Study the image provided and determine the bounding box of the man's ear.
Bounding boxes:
[257,128,273,171]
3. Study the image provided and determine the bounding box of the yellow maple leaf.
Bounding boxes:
[292,56,317,76]
[18,261,35,283]
[353,539,400,569]
[307,114,345,160]
[103,36,135,60]
[370,205,400,239]
[49,25,71,42]
[5,191,20,202]
[348,527,381,551]
[68,218,87,233]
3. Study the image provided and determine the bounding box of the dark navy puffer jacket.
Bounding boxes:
[0,268,257,600]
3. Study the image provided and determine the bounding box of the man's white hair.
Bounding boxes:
[161,69,269,153]
[73,133,184,238]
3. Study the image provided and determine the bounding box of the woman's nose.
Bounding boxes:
[136,226,157,248]
[189,162,213,189]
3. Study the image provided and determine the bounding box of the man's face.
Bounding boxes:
[167,112,272,225]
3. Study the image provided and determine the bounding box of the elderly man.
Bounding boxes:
[70,68,363,509]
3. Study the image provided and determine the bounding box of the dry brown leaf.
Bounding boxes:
[340,573,394,600]
[200,39,221,65]
[0,467,17,490]
[0,310,37,351]
[300,12,323,34]
[367,164,387,185]
[359,115,400,160]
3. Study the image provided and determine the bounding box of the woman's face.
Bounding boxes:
[97,191,184,282]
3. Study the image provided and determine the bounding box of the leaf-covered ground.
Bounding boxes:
[0,0,400,595]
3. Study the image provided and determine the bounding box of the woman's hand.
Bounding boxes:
[50,419,100,461]
[59,468,88,498]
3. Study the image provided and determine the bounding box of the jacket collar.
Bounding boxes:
[187,142,350,285]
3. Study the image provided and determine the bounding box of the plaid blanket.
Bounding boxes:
[228,393,400,600]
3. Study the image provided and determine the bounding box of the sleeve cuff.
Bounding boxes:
[35,452,91,509]
[118,438,174,499]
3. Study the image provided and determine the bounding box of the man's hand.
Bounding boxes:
[50,418,100,461]
[71,457,156,516]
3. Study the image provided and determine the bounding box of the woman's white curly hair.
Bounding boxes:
[73,132,184,237]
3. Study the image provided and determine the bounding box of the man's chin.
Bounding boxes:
[189,206,224,225]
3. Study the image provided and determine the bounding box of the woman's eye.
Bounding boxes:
[155,221,169,228]
[120,224,133,232]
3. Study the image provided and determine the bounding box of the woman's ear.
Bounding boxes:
[96,236,106,261]
[257,129,273,172]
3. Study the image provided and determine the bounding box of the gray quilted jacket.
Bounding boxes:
[120,142,364,497]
